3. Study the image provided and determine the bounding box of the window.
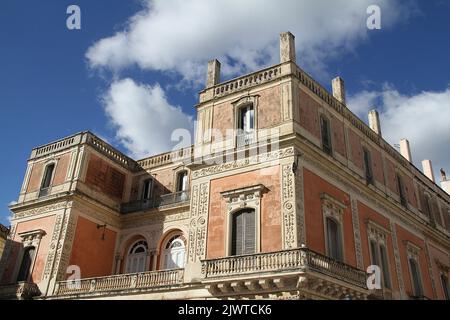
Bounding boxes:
[163,235,186,270]
[238,104,254,133]
[231,209,256,256]
[363,148,374,185]
[237,104,255,147]
[126,240,148,274]
[17,247,36,282]
[142,179,153,200]
[367,223,392,290]
[41,164,55,190]
[379,245,391,289]
[397,174,407,207]
[320,115,332,155]
[326,217,343,262]
[176,171,188,192]
[441,274,450,300]
[408,258,423,297]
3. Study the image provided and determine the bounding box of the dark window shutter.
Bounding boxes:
[379,245,391,289]
[409,258,423,296]
[326,217,342,261]
[243,210,255,254]
[17,247,36,282]
[231,209,255,256]
[370,240,379,266]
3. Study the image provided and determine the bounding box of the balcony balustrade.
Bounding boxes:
[121,191,190,214]
[54,269,184,296]
[202,247,367,289]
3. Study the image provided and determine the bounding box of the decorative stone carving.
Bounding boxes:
[188,181,210,262]
[350,197,364,269]
[192,147,294,179]
[281,164,297,249]
[13,201,68,219]
[18,229,46,248]
[295,165,306,247]
[390,221,406,297]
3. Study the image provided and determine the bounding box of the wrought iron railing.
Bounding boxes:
[121,191,190,214]
[201,247,367,288]
[54,269,184,296]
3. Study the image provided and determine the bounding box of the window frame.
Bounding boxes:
[363,147,374,185]
[232,95,259,149]
[320,114,333,156]
[230,208,257,256]
[321,193,346,263]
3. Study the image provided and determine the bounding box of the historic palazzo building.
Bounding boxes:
[0,33,449,300]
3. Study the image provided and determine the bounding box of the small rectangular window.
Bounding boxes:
[320,116,332,155]
[363,148,374,185]
[142,179,153,200]
[397,174,407,207]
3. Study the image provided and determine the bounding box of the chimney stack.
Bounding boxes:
[422,160,435,182]
[368,109,382,136]
[280,32,296,63]
[332,77,346,104]
[206,59,221,88]
[399,139,412,162]
[440,168,450,194]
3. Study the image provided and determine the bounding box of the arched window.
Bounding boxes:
[163,235,186,270]
[408,258,423,297]
[17,246,36,282]
[41,164,55,190]
[176,171,188,192]
[231,209,256,256]
[126,240,148,274]
[326,217,343,262]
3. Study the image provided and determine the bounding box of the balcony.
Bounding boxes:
[201,247,369,299]
[53,269,184,298]
[121,191,190,214]
[236,132,255,148]
[0,282,41,300]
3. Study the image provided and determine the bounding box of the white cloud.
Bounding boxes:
[102,78,194,158]
[348,85,450,180]
[86,0,411,85]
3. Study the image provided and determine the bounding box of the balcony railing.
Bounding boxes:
[236,132,255,148]
[202,248,367,289]
[121,191,190,214]
[54,269,184,296]
[0,282,41,300]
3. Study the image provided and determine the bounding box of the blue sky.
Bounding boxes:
[1,0,449,225]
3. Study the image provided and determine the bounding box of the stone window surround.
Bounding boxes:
[39,159,58,191]
[320,192,346,262]
[435,259,450,299]
[221,184,266,256]
[318,112,333,155]
[173,166,190,193]
[232,95,259,147]
[403,240,424,297]
[365,219,392,289]
[14,229,46,282]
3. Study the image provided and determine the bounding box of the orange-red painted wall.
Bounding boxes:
[207,166,281,258]
[69,216,117,279]
[303,168,357,267]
